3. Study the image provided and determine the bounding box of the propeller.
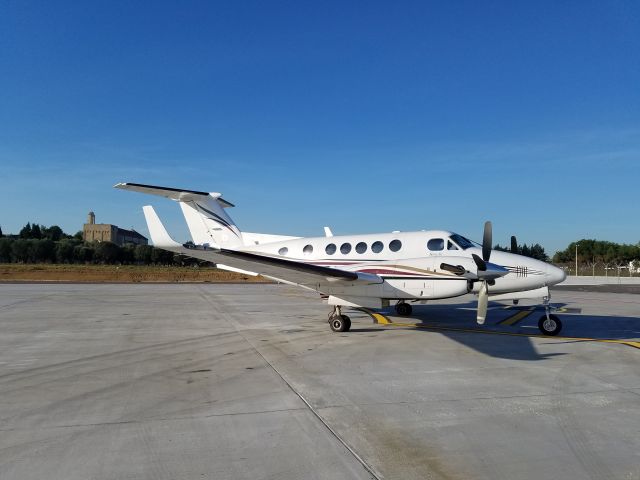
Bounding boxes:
[476,221,491,324]
[482,221,492,262]
[477,281,489,324]
[510,235,518,254]
[439,221,508,324]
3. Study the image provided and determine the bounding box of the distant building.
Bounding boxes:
[83,211,148,246]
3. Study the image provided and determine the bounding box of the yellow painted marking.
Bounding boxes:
[358,308,393,325]
[499,308,535,326]
[374,321,640,351]
[353,308,640,352]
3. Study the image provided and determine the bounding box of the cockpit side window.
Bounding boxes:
[449,234,474,250]
[447,240,459,250]
[427,238,444,251]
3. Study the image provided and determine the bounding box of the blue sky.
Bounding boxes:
[1,1,639,254]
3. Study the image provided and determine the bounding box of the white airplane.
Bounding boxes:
[115,182,567,335]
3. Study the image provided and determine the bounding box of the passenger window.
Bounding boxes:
[427,238,444,251]
[278,247,288,255]
[389,239,402,252]
[355,242,367,254]
[447,240,459,250]
[340,243,352,254]
[325,243,336,255]
[303,244,313,255]
[371,241,383,253]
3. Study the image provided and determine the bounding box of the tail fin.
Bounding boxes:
[115,182,243,248]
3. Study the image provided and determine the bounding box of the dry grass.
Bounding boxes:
[0,264,271,283]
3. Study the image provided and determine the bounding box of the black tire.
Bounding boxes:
[330,315,349,332]
[538,314,562,336]
[395,302,413,316]
[341,315,351,332]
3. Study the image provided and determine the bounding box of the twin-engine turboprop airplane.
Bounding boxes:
[115,182,567,335]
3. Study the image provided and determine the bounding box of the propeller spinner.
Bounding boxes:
[439,221,509,325]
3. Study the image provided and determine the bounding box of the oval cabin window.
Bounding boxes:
[389,240,402,252]
[325,243,337,255]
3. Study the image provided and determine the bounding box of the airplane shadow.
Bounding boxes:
[348,301,640,361]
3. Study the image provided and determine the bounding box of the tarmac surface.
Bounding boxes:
[1,283,639,480]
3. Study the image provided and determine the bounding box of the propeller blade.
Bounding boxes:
[440,263,466,276]
[510,236,518,253]
[482,221,492,262]
[477,281,489,324]
[472,253,487,271]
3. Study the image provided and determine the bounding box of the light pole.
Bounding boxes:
[575,243,579,277]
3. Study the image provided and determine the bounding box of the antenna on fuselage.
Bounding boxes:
[324,227,333,237]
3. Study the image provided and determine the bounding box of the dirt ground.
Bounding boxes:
[0,264,271,283]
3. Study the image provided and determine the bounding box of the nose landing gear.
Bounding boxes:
[538,294,562,335]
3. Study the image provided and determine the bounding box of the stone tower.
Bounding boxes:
[87,211,95,225]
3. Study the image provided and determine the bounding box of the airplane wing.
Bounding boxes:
[142,206,383,287]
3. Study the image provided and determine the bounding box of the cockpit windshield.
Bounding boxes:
[449,234,475,250]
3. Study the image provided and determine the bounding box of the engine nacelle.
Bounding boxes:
[383,278,469,299]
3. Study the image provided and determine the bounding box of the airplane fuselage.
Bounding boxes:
[240,229,565,305]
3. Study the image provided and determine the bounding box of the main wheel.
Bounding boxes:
[395,302,413,316]
[341,315,351,332]
[330,314,351,332]
[538,314,562,336]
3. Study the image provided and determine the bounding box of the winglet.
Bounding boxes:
[142,205,182,248]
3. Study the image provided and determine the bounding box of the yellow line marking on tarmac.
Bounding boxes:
[499,307,535,326]
[358,308,393,325]
[367,317,640,351]
[355,308,639,351]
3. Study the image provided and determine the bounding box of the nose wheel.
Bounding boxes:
[538,294,562,335]
[539,314,562,335]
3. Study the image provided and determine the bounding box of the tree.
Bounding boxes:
[134,244,154,264]
[43,225,64,241]
[93,242,121,264]
[19,223,32,239]
[31,224,42,239]
[529,244,548,261]
[11,239,29,262]
[55,240,76,264]
[73,245,94,263]
[495,241,548,261]
[554,239,639,265]
[151,247,174,265]
[0,238,11,262]
[27,239,55,263]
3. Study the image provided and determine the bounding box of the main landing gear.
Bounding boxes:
[395,301,413,316]
[328,306,351,332]
[538,294,562,336]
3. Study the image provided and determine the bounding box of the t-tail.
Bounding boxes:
[114,182,243,248]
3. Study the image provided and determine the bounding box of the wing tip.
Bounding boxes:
[142,205,181,248]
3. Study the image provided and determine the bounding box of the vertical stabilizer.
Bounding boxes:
[179,196,243,248]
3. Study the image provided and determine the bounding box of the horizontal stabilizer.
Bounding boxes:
[115,182,234,207]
